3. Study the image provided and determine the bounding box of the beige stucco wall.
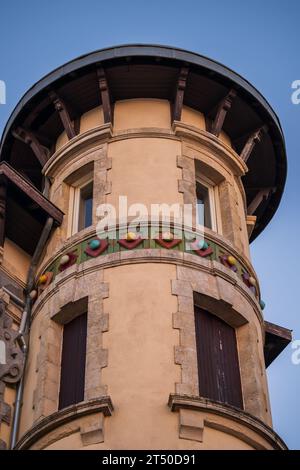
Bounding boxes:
[114,99,171,130]
[107,137,183,212]
[2,238,31,284]
[102,263,180,449]
[80,106,104,133]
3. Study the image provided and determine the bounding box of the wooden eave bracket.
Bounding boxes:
[172,66,189,122]
[49,90,77,140]
[96,67,113,124]
[240,125,268,163]
[247,187,276,215]
[12,126,49,167]
[0,161,63,226]
[210,89,237,137]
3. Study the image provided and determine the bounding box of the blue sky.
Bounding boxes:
[0,0,299,449]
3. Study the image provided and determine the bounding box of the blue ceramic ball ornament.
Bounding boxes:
[89,239,101,250]
[198,239,208,250]
[259,300,266,310]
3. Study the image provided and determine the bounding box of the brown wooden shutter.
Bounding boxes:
[58,312,87,410]
[194,306,243,409]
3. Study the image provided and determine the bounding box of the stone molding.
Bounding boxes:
[32,248,262,328]
[15,397,113,450]
[44,120,246,182]
[173,121,247,177]
[43,124,113,177]
[35,224,260,308]
[168,394,287,450]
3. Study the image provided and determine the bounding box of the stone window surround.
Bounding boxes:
[171,263,271,426]
[177,136,248,254]
[31,263,109,429]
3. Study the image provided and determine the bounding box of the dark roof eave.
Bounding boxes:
[0,44,285,153]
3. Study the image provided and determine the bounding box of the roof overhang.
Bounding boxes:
[264,320,292,367]
[0,162,63,254]
[0,44,287,241]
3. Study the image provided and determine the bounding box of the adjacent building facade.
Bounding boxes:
[0,45,291,449]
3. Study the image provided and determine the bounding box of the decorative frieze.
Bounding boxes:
[35,225,261,306]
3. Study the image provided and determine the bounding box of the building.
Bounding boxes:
[0,45,292,450]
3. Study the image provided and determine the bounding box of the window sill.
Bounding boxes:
[168,394,287,450]
[15,396,113,450]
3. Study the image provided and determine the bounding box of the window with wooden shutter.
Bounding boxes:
[58,312,87,410]
[194,306,243,409]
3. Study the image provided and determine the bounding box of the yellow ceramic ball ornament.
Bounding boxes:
[126,232,137,241]
[227,255,237,266]
[38,274,47,284]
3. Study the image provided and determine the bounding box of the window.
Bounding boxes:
[58,312,87,410]
[77,180,93,231]
[196,178,217,230]
[69,175,94,235]
[194,307,243,409]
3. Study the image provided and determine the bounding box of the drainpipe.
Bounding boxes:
[2,287,24,309]
[10,216,54,449]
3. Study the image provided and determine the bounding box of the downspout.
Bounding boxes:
[10,216,54,449]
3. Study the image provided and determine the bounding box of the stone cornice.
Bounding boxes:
[168,394,288,450]
[43,121,247,181]
[173,121,248,177]
[15,396,113,450]
[43,124,113,177]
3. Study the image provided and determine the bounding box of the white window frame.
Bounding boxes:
[68,174,94,236]
[196,175,220,233]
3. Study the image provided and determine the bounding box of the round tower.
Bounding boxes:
[0,45,291,450]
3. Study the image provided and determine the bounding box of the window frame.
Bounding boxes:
[195,175,220,232]
[69,174,94,236]
[58,311,88,410]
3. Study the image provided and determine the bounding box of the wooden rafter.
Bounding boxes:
[172,66,189,122]
[247,187,275,215]
[12,127,49,167]
[49,91,76,139]
[0,162,63,226]
[97,67,113,123]
[210,89,237,137]
[240,125,268,163]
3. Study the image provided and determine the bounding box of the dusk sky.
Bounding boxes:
[0,0,299,449]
